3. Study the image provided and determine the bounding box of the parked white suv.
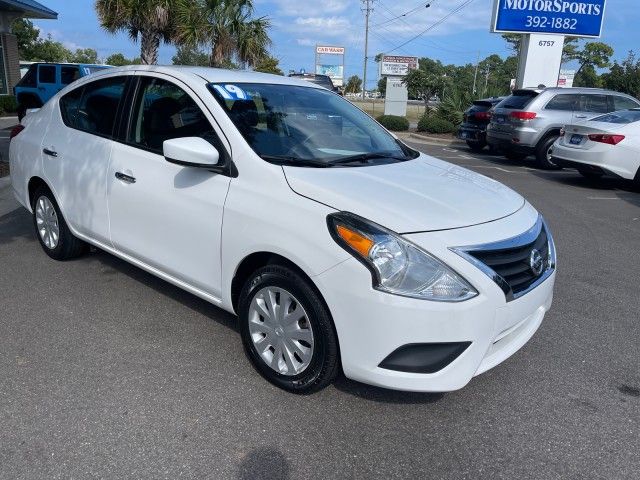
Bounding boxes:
[10,66,556,393]
[487,87,640,169]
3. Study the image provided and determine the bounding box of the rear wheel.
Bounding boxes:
[535,135,562,170]
[466,141,486,152]
[32,186,87,260]
[238,264,339,394]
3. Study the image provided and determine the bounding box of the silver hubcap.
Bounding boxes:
[248,287,314,376]
[35,196,59,249]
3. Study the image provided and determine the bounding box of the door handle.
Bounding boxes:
[115,172,136,184]
[575,114,587,118]
[43,148,58,157]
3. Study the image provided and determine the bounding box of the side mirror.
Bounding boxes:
[163,137,220,168]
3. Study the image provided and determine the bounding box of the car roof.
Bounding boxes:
[92,65,325,90]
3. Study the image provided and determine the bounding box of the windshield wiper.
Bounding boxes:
[327,152,408,166]
[260,155,332,168]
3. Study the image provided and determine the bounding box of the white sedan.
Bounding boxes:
[9,66,556,393]
[552,109,640,185]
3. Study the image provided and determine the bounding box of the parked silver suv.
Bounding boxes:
[486,87,640,168]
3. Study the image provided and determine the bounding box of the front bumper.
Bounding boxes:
[314,204,556,392]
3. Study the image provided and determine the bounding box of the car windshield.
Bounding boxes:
[591,109,640,124]
[209,83,414,167]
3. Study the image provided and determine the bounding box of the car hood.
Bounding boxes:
[283,154,525,233]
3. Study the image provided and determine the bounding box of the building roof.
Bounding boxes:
[0,0,57,19]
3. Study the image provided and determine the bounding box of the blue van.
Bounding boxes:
[15,63,111,119]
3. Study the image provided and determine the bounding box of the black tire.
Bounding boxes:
[504,151,527,161]
[238,264,340,394]
[535,135,562,170]
[578,168,603,180]
[466,141,486,152]
[32,186,87,260]
[17,104,26,122]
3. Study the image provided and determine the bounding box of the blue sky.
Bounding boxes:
[33,0,637,90]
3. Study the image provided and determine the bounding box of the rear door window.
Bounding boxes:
[38,65,56,84]
[591,110,640,124]
[611,96,640,111]
[544,94,580,111]
[60,76,127,138]
[580,94,609,113]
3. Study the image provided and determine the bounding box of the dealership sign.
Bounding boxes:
[379,56,419,77]
[316,46,345,55]
[492,0,606,37]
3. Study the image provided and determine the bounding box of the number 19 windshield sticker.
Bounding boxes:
[212,84,250,100]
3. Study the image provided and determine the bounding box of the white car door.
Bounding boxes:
[107,74,232,299]
[42,75,129,245]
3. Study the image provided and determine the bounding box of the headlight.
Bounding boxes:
[327,212,478,302]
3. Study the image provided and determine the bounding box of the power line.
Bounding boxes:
[372,1,435,28]
[384,0,478,55]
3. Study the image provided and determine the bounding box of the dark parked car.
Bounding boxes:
[458,97,505,152]
[288,73,340,93]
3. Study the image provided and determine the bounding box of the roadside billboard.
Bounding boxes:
[379,56,419,77]
[315,45,345,87]
[316,65,344,82]
[491,0,606,37]
[316,46,345,55]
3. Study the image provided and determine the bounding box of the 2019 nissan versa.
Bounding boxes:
[10,66,557,393]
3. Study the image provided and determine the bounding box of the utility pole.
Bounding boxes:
[362,0,374,100]
[472,51,480,96]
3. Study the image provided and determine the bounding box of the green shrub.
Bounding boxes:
[0,95,18,114]
[376,115,410,132]
[417,115,456,134]
[437,90,473,126]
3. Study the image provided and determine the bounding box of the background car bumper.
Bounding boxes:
[552,142,639,180]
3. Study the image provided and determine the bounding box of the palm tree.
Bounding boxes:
[95,0,176,65]
[174,0,271,68]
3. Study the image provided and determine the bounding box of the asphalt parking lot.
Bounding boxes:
[1,137,639,479]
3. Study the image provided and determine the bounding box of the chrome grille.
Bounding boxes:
[451,216,556,302]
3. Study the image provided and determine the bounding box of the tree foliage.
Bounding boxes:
[253,55,283,75]
[172,45,210,66]
[345,75,362,94]
[69,48,99,64]
[106,53,142,65]
[601,51,640,98]
[96,0,177,65]
[173,0,271,68]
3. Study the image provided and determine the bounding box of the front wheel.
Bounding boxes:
[238,265,340,394]
[32,186,87,260]
[535,135,562,170]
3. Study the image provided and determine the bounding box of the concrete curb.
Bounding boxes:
[397,132,466,147]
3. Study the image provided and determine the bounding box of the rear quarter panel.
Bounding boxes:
[9,105,53,211]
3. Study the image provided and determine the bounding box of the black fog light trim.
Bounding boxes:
[378,342,471,374]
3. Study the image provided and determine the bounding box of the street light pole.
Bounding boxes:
[362,0,374,100]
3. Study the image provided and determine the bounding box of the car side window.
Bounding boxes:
[61,66,80,85]
[38,65,56,84]
[19,65,37,87]
[581,94,609,113]
[128,77,224,155]
[544,94,580,111]
[612,96,640,111]
[59,76,127,138]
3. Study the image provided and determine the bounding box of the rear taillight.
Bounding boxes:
[474,111,492,121]
[588,134,625,145]
[9,124,24,140]
[509,111,537,121]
